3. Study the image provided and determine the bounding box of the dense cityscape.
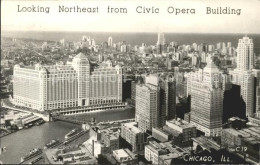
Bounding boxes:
[0,33,260,164]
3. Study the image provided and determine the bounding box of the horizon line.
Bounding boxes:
[2,30,260,35]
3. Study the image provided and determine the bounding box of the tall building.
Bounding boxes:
[108,36,113,47]
[237,36,254,71]
[12,53,122,111]
[157,33,166,54]
[189,57,224,136]
[230,36,255,116]
[159,76,176,121]
[135,82,160,132]
[135,74,176,131]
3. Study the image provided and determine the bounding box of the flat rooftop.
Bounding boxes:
[122,122,142,134]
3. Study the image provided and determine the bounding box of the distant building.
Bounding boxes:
[108,37,113,47]
[157,33,166,54]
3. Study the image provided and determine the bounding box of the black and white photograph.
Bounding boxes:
[1,0,260,164]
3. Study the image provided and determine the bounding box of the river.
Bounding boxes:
[0,108,135,164]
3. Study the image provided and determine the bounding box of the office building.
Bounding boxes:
[12,53,122,111]
[108,36,113,47]
[189,56,224,136]
[159,76,176,121]
[135,80,160,132]
[121,122,145,153]
[157,33,166,54]
[230,36,255,116]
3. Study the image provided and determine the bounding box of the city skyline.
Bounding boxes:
[1,32,260,164]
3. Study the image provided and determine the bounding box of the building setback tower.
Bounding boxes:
[230,36,255,116]
[72,53,90,106]
[190,57,223,136]
[157,33,166,54]
[237,36,254,71]
[108,37,113,47]
[12,53,123,111]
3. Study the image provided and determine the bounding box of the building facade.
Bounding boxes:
[12,53,122,111]
[230,36,255,117]
[135,83,160,132]
[121,122,145,153]
[189,57,224,136]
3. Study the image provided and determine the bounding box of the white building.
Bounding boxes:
[12,53,122,111]
[230,36,255,116]
[108,36,113,47]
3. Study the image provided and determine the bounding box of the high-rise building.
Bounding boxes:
[159,76,176,121]
[108,36,113,47]
[189,57,224,136]
[12,53,123,111]
[230,36,255,116]
[237,36,254,71]
[135,82,160,132]
[135,74,176,131]
[157,33,166,54]
[192,43,198,51]
[191,54,198,66]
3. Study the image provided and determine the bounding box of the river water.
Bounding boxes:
[0,108,135,164]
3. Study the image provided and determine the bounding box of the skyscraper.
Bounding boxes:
[135,74,176,132]
[156,33,166,54]
[108,36,113,47]
[159,75,176,121]
[135,83,160,132]
[237,36,254,71]
[190,57,223,136]
[230,36,255,116]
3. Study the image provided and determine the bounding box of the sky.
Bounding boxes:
[2,0,260,33]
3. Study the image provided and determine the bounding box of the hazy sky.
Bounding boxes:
[2,0,260,33]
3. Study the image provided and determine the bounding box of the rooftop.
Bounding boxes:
[74,52,87,59]
[122,122,142,134]
[166,118,196,129]
[192,136,221,151]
